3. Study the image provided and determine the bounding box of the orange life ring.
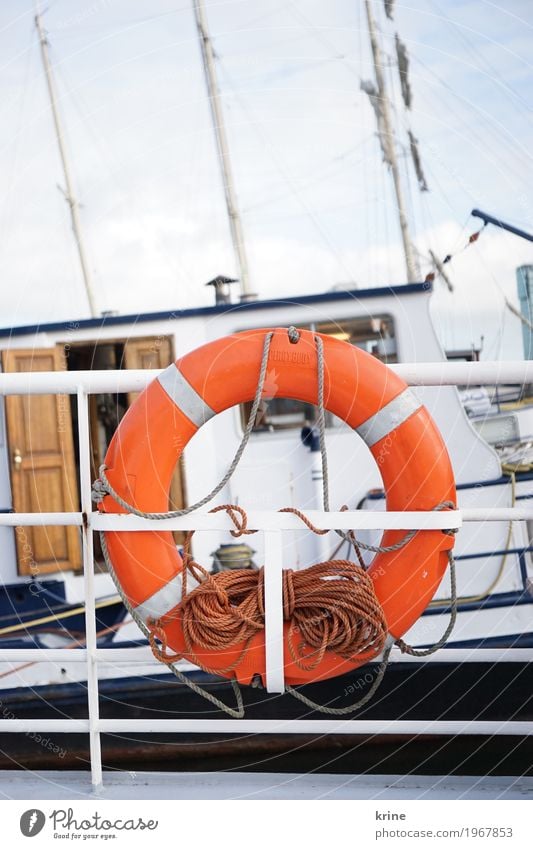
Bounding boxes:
[100,327,455,685]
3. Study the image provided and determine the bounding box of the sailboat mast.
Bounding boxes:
[192,0,254,301]
[35,10,97,317]
[364,0,419,283]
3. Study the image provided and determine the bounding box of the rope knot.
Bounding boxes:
[147,618,182,664]
[395,637,411,655]
[209,504,256,537]
[91,476,109,504]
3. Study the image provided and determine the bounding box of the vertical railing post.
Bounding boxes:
[263,529,285,693]
[77,388,103,789]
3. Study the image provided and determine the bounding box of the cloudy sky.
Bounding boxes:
[1,0,532,358]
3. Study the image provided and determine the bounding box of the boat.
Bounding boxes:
[1,278,532,773]
[0,0,532,793]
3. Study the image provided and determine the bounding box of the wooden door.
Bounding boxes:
[123,337,187,517]
[2,348,82,575]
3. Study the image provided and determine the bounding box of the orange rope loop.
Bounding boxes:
[209,503,256,537]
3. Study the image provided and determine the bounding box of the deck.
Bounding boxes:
[1,771,532,800]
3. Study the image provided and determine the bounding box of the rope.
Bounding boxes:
[505,297,533,333]
[429,471,515,608]
[174,519,388,673]
[315,335,330,512]
[395,550,457,657]
[286,643,393,715]
[423,222,487,287]
[93,327,459,715]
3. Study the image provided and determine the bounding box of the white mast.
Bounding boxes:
[364,0,419,283]
[35,8,98,317]
[192,0,255,301]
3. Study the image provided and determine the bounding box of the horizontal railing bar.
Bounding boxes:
[0,719,529,735]
[0,370,161,396]
[2,507,532,531]
[0,720,90,732]
[386,648,533,664]
[91,510,462,531]
[91,508,533,528]
[0,512,83,526]
[0,361,533,396]
[95,719,533,735]
[394,361,533,386]
[4,507,533,531]
[1,647,532,664]
[92,647,533,665]
[462,508,533,521]
[0,648,195,665]
[0,649,88,661]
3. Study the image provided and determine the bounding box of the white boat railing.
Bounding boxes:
[1,361,533,790]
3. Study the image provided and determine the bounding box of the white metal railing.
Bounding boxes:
[1,361,533,790]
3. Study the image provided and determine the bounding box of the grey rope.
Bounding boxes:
[313,332,442,556]
[395,549,458,656]
[314,335,330,513]
[92,331,275,517]
[347,500,456,555]
[286,644,393,715]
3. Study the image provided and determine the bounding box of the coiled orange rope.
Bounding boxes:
[147,505,388,674]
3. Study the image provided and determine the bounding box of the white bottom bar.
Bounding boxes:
[0,719,530,736]
[1,647,532,663]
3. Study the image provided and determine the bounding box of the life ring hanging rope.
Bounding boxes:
[94,326,456,690]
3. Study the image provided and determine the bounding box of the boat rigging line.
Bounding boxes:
[34,3,97,318]
[424,208,533,338]
[191,0,255,302]
[362,0,419,283]
[423,221,486,288]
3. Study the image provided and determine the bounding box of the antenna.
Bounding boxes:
[363,0,419,283]
[192,0,255,301]
[471,209,533,243]
[35,6,97,317]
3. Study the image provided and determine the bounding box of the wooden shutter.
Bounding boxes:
[123,337,172,405]
[123,337,187,520]
[2,348,82,575]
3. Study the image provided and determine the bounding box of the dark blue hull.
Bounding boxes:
[1,655,531,776]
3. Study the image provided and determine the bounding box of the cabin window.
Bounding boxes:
[241,315,396,433]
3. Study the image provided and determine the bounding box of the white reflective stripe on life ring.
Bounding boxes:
[134,572,200,624]
[355,388,422,448]
[157,364,215,428]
